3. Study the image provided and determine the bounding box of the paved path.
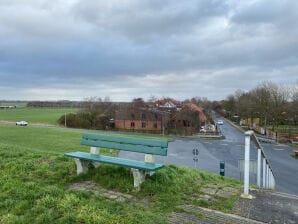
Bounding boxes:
[168,190,298,224]
[232,190,298,224]
[168,205,266,224]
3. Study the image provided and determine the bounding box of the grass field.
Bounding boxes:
[0,125,241,223]
[0,107,78,125]
[267,125,298,134]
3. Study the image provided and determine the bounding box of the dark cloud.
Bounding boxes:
[0,0,297,100]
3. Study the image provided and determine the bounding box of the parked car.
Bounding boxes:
[200,127,206,133]
[217,120,224,125]
[16,121,28,126]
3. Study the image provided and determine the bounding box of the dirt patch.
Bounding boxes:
[68,181,150,208]
[34,159,55,167]
[199,183,239,198]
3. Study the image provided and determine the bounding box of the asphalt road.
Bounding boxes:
[120,116,298,195]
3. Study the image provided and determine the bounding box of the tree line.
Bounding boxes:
[217,81,298,128]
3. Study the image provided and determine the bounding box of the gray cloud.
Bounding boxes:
[0,0,297,101]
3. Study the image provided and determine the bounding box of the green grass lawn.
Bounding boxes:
[0,107,78,125]
[0,125,241,223]
[267,125,298,134]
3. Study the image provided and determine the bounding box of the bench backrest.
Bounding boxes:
[81,133,168,156]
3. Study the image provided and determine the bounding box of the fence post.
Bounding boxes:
[270,171,274,189]
[263,158,266,187]
[269,169,272,188]
[257,148,261,187]
[266,164,269,188]
[272,174,275,189]
[241,131,254,199]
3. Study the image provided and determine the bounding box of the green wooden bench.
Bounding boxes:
[64,133,168,190]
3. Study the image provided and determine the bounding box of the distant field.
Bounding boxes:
[0,125,241,223]
[0,101,27,107]
[0,107,79,125]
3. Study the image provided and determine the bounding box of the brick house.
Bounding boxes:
[115,107,163,131]
[114,99,208,134]
[173,103,207,128]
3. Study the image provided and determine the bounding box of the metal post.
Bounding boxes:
[242,131,253,198]
[220,161,225,176]
[257,148,261,187]
[266,165,269,188]
[263,158,266,187]
[271,172,274,189]
[265,165,267,188]
[268,170,271,188]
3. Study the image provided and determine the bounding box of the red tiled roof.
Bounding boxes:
[155,98,180,106]
[184,103,207,122]
[185,103,203,112]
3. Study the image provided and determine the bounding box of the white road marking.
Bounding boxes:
[274,148,285,151]
[169,153,178,157]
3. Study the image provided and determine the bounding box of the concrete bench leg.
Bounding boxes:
[90,147,100,168]
[74,159,89,175]
[131,168,145,191]
[144,154,155,176]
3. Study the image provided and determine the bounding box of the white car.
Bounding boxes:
[200,127,206,133]
[217,120,224,125]
[16,121,28,126]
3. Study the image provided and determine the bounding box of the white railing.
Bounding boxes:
[242,131,276,198]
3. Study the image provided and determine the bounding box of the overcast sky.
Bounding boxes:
[0,0,297,101]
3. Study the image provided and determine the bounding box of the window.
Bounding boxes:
[142,122,146,128]
[131,122,135,128]
[154,123,157,128]
[141,113,146,120]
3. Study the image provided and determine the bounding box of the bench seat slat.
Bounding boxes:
[82,133,168,148]
[65,151,164,171]
[81,139,167,156]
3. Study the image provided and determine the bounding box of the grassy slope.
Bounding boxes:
[0,108,78,125]
[0,125,241,223]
